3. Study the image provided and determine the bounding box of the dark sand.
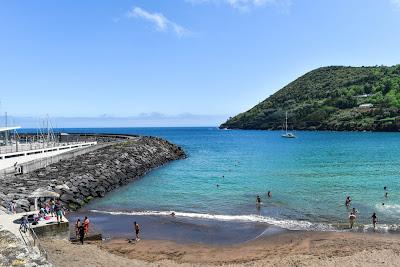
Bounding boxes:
[42,231,400,267]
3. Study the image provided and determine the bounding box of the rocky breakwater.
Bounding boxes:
[0,136,185,212]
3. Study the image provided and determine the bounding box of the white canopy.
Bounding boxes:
[29,188,60,198]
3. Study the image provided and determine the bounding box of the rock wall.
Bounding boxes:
[0,229,51,266]
[0,136,185,212]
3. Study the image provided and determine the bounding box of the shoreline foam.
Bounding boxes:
[89,209,400,235]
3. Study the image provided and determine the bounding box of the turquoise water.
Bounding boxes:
[67,128,400,233]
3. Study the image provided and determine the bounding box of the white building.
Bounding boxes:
[359,103,374,109]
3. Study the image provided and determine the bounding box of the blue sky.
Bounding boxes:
[0,0,400,127]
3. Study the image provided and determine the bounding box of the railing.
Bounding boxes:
[0,141,88,155]
[29,226,48,260]
[0,142,101,178]
[19,226,31,247]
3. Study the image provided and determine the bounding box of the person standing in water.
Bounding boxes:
[371,212,378,230]
[349,209,357,229]
[256,195,262,204]
[267,191,272,198]
[345,196,351,207]
[134,221,140,241]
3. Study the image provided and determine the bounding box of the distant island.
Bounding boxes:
[221,65,400,131]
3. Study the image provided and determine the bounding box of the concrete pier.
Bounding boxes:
[0,210,69,239]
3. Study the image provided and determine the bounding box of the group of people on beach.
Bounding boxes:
[27,199,65,225]
[346,186,388,230]
[75,216,90,244]
[37,199,64,223]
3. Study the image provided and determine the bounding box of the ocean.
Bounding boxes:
[62,127,400,244]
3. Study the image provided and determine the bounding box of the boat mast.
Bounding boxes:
[4,112,8,145]
[285,111,288,134]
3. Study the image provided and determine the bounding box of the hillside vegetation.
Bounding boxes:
[220,65,400,131]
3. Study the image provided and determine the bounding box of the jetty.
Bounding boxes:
[0,125,185,263]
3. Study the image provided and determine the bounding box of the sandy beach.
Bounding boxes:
[41,231,400,267]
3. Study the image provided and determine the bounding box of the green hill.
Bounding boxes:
[220,65,400,131]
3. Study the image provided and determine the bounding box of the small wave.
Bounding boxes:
[375,203,400,215]
[89,209,335,232]
[361,223,400,233]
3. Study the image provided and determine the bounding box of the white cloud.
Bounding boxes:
[391,0,400,8]
[186,0,290,11]
[127,7,190,37]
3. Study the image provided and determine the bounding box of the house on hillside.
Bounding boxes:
[358,103,374,109]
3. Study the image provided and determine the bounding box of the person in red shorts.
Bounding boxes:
[83,216,90,235]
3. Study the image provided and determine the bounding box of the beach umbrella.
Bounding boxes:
[29,188,60,210]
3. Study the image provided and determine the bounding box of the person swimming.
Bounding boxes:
[267,191,272,198]
[256,195,261,204]
[385,192,388,198]
[384,186,387,191]
[345,196,351,207]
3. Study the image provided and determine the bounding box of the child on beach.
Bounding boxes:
[134,221,140,241]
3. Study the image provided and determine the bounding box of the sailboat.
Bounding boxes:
[281,112,296,138]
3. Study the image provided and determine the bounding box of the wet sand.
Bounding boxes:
[42,231,400,266]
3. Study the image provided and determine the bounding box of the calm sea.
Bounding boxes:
[60,127,400,243]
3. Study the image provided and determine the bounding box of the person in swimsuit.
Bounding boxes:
[349,210,356,229]
[267,191,272,198]
[83,216,90,235]
[256,195,261,204]
[79,225,85,245]
[345,196,351,207]
[50,199,55,217]
[385,192,388,198]
[134,221,140,241]
[371,212,378,230]
[75,219,81,239]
